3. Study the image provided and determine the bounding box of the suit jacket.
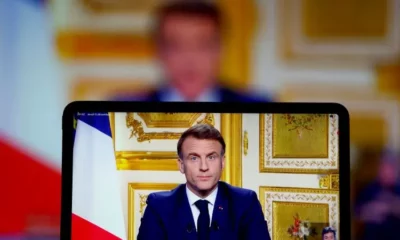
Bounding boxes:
[137,181,271,240]
[113,85,272,103]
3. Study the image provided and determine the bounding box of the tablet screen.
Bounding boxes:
[71,112,341,240]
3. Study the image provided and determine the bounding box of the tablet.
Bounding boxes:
[61,102,349,240]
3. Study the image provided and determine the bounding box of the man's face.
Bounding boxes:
[323,232,335,240]
[178,137,225,196]
[158,15,221,99]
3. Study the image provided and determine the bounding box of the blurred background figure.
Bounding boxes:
[354,151,400,240]
[114,1,271,102]
[1,0,400,238]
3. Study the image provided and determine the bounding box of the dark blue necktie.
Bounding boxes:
[195,200,210,240]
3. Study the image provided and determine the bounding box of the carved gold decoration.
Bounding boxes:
[113,113,243,181]
[260,114,339,173]
[126,113,215,142]
[243,130,248,156]
[128,183,179,240]
[259,187,340,240]
[273,114,329,158]
[319,174,339,190]
[136,113,203,128]
[138,194,148,217]
[279,114,326,138]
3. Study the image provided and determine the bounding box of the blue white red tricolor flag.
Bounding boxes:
[0,0,63,238]
[72,113,125,239]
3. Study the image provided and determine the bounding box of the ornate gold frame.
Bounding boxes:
[109,113,242,187]
[128,183,179,240]
[259,114,339,174]
[259,186,340,240]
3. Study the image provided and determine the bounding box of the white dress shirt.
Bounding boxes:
[186,185,218,230]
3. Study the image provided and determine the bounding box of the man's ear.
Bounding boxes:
[221,155,225,169]
[178,158,185,174]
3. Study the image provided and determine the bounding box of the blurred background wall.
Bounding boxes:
[1,0,400,238]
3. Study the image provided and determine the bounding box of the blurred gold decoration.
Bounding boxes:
[273,114,329,158]
[302,0,387,38]
[377,63,400,98]
[126,113,215,142]
[259,187,339,239]
[70,78,155,101]
[243,130,248,156]
[319,174,339,190]
[128,183,179,240]
[56,32,155,61]
[81,0,160,13]
[279,84,391,149]
[279,0,394,65]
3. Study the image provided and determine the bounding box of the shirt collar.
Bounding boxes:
[186,185,218,206]
[160,86,220,102]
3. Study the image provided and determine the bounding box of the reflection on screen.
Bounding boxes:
[72,112,340,240]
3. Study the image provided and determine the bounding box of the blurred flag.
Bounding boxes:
[0,0,63,237]
[72,113,125,239]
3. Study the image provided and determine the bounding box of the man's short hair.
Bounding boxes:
[177,124,226,159]
[153,1,223,42]
[322,227,336,239]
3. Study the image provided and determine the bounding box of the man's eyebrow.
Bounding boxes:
[206,151,218,156]
[187,152,201,157]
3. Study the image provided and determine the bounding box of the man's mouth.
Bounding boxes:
[198,176,211,180]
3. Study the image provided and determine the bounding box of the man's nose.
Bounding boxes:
[199,158,209,171]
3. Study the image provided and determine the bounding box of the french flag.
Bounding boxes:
[72,113,125,239]
[0,0,64,237]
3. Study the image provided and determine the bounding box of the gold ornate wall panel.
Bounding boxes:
[278,0,400,65]
[259,187,339,240]
[259,114,339,173]
[128,183,179,240]
[111,113,242,183]
[113,112,219,171]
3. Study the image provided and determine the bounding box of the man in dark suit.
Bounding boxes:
[115,1,272,103]
[137,124,271,240]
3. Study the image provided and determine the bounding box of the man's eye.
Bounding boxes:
[208,155,216,160]
[190,156,197,161]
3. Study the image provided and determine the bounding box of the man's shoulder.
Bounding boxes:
[219,181,256,200]
[109,89,159,102]
[219,87,273,103]
[147,184,185,205]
